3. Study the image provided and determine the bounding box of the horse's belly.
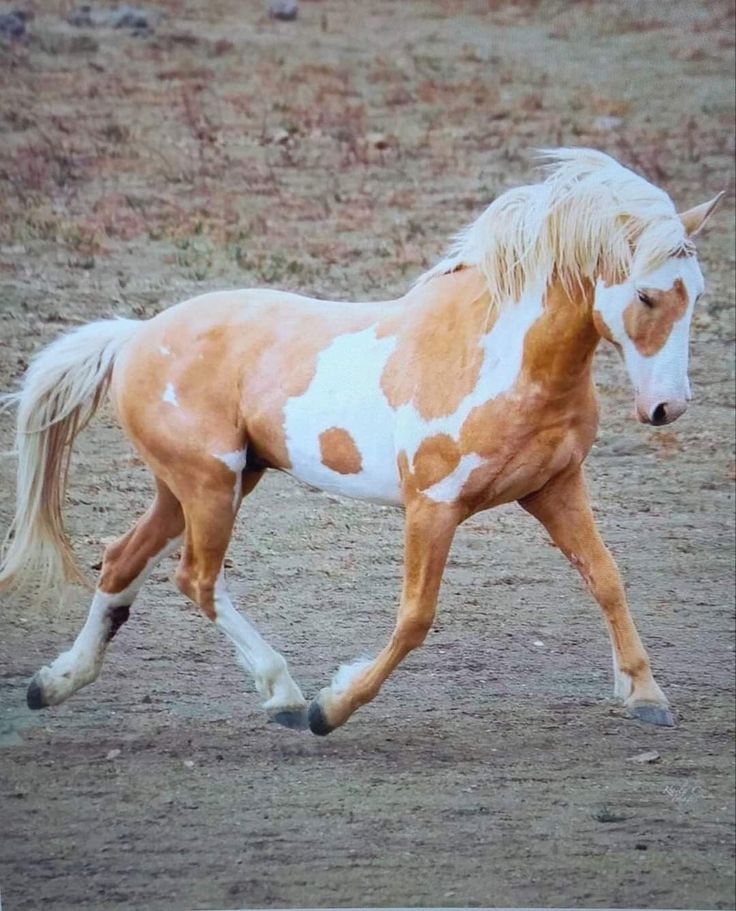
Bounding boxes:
[282,326,402,506]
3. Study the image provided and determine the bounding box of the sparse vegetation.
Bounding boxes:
[0,3,733,910]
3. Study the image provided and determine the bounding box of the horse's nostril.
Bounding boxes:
[652,403,667,425]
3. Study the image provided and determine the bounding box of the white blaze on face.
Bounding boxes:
[594,256,704,424]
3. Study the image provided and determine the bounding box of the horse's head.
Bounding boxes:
[593,192,723,426]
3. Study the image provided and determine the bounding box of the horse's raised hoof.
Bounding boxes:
[627,703,676,727]
[308,700,335,737]
[26,677,48,710]
[269,707,309,731]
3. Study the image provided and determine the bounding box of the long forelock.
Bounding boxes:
[418,148,690,307]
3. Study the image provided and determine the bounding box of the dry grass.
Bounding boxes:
[0,0,733,300]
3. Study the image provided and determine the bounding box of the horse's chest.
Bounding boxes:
[467,429,583,507]
[404,392,595,508]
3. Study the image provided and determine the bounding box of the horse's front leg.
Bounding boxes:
[520,467,674,726]
[308,498,461,736]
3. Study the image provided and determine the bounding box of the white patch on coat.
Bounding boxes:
[399,280,546,469]
[329,657,373,696]
[424,454,484,503]
[214,448,247,511]
[159,345,171,356]
[31,536,182,706]
[283,326,400,504]
[213,574,306,712]
[282,283,544,507]
[162,382,179,407]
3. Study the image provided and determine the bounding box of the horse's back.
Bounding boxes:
[109,286,405,503]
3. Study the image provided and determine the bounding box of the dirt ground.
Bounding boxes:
[0,1,734,909]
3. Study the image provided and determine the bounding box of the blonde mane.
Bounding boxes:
[419,148,693,305]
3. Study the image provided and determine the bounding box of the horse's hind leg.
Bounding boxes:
[27,480,184,709]
[174,476,308,729]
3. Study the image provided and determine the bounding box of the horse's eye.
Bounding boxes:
[637,290,654,308]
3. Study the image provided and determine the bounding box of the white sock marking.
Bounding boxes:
[213,575,305,711]
[329,657,374,696]
[35,536,182,705]
[611,644,633,701]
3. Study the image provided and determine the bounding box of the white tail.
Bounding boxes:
[0,318,141,593]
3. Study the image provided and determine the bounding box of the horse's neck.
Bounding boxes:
[404,269,599,399]
[516,278,599,395]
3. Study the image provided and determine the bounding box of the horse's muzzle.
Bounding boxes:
[636,398,688,426]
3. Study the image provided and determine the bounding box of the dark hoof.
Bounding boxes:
[308,700,335,737]
[26,678,48,710]
[269,707,309,731]
[627,703,676,727]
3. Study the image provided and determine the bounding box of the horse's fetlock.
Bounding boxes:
[258,653,288,684]
[621,656,650,680]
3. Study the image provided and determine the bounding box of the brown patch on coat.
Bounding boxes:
[411,433,461,490]
[379,268,490,420]
[623,279,688,356]
[319,427,363,474]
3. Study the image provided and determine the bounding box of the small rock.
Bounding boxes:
[141,694,152,704]
[268,0,298,21]
[532,639,545,648]
[68,5,95,27]
[593,806,626,823]
[106,748,121,760]
[593,115,623,131]
[183,759,195,769]
[366,131,392,150]
[0,9,29,43]
[68,4,154,33]
[110,4,150,29]
[627,750,661,764]
[271,128,291,146]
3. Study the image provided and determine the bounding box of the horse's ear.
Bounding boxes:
[679,191,725,237]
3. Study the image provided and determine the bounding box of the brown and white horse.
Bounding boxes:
[0,149,723,735]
